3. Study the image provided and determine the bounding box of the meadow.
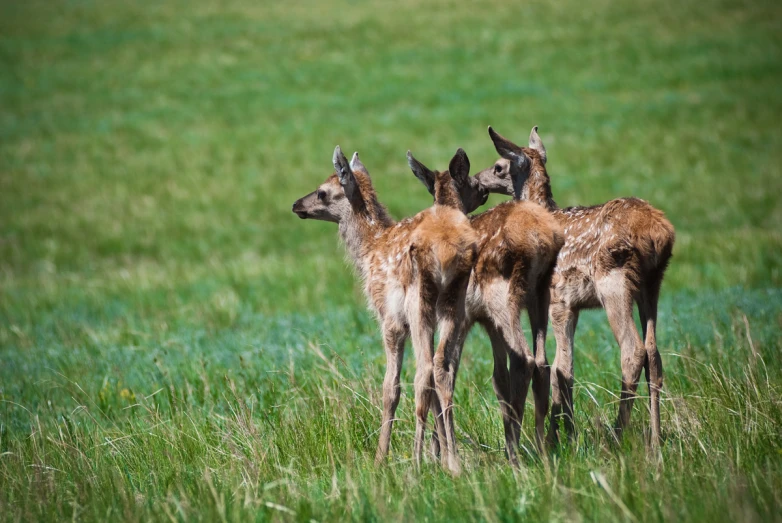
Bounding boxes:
[1,0,781,520]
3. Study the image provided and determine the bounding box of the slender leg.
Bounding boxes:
[597,270,647,439]
[527,282,552,452]
[491,299,534,458]
[638,278,664,449]
[483,323,518,466]
[407,284,436,469]
[375,322,407,464]
[429,376,445,460]
[637,300,651,414]
[548,300,578,446]
[433,275,469,475]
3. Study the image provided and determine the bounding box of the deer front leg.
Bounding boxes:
[527,283,552,453]
[638,279,664,451]
[375,322,407,465]
[502,313,535,459]
[548,301,578,447]
[484,323,518,466]
[597,270,647,441]
[429,375,445,460]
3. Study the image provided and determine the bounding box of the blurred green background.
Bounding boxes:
[1,0,781,521]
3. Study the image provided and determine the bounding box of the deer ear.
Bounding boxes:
[488,126,529,169]
[333,145,359,200]
[448,148,470,186]
[407,150,436,196]
[350,152,369,174]
[528,126,547,165]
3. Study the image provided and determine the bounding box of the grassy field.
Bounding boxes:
[1,0,781,520]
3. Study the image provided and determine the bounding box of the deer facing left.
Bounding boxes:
[292,146,478,474]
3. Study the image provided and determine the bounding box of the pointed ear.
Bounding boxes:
[350,152,369,174]
[333,145,359,201]
[407,150,436,196]
[528,126,547,164]
[488,126,529,169]
[448,148,470,187]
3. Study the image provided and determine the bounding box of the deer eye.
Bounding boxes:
[317,190,327,201]
[494,164,504,175]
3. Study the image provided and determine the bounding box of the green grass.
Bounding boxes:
[1,0,781,520]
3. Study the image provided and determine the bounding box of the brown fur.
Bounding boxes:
[434,169,465,212]
[408,150,564,462]
[476,127,676,449]
[293,148,477,473]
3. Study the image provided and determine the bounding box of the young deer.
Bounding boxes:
[292,146,477,473]
[474,126,675,449]
[407,148,563,464]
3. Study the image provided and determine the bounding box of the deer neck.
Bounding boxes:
[435,175,465,212]
[523,162,558,211]
[339,210,393,278]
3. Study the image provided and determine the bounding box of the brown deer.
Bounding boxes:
[292,146,477,474]
[473,126,675,449]
[407,148,563,464]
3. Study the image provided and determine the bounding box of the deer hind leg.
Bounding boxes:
[548,300,578,447]
[429,375,445,460]
[432,274,470,475]
[638,277,664,450]
[375,322,407,465]
[527,281,552,453]
[483,322,518,466]
[407,283,437,469]
[597,270,646,440]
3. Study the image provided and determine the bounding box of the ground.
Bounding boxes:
[1,0,781,521]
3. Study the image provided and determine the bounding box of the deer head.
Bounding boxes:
[407,148,489,214]
[292,146,380,223]
[474,126,549,203]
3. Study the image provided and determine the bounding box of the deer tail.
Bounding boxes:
[651,216,675,269]
[431,227,477,288]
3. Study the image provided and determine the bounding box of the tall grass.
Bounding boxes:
[1,290,781,521]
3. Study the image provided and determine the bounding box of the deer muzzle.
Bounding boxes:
[292,198,309,219]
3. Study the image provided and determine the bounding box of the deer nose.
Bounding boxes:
[292,199,308,219]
